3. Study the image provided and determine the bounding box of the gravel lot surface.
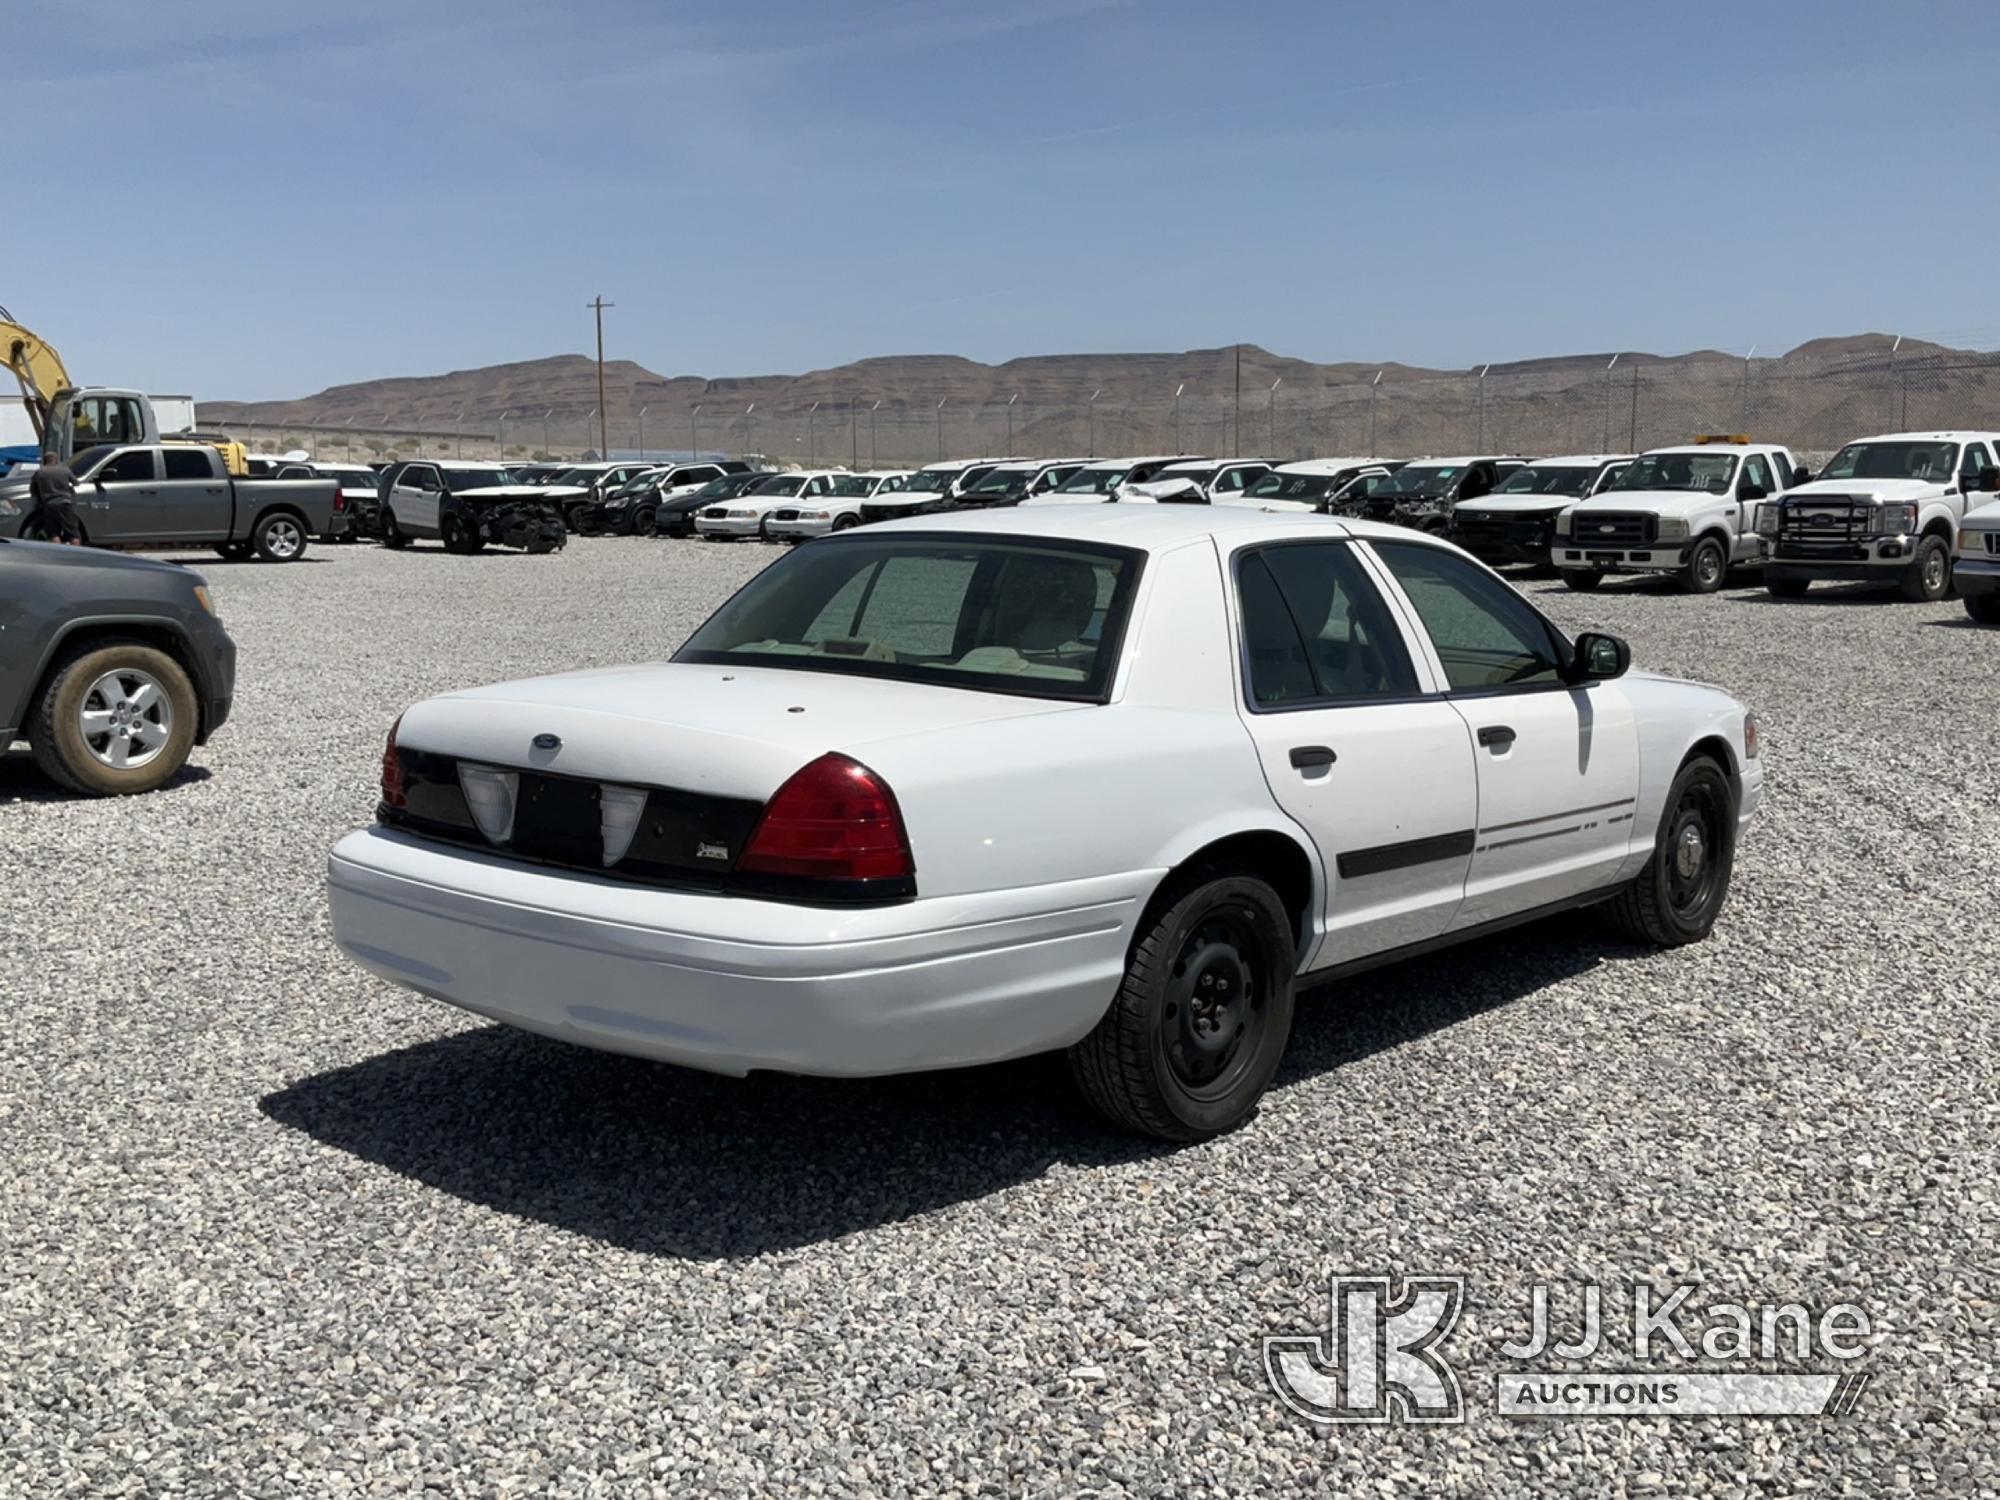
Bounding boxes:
[2,534,1994,1497]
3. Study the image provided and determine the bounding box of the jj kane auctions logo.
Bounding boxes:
[1264,1275,1872,1423]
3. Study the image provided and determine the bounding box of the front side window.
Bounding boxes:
[677,538,1141,700]
[1372,540,1565,691]
[100,449,157,483]
[1741,454,1775,494]
[1961,443,1993,481]
[163,448,214,480]
[1235,543,1418,708]
[403,466,440,491]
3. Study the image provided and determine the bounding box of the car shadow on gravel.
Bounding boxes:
[260,915,1623,1260]
[0,750,213,804]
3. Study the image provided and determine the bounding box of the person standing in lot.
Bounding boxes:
[25,451,83,543]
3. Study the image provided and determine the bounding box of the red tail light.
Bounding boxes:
[739,753,914,883]
[380,714,407,808]
[333,493,349,513]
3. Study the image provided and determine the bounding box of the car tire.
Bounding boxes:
[1764,575,1811,598]
[1603,756,1736,947]
[382,509,411,549]
[1561,569,1605,592]
[1068,871,1296,1142]
[28,640,199,797]
[1965,591,2000,624]
[832,514,860,531]
[252,511,308,563]
[1679,536,1727,594]
[633,506,656,535]
[1898,535,1951,602]
[441,515,484,555]
[565,503,594,534]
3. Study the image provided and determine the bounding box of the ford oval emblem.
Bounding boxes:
[531,733,562,752]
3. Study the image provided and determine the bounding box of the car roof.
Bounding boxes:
[1402,454,1519,465]
[863,500,1413,553]
[1519,454,1633,466]
[1638,443,1784,456]
[1842,430,2000,443]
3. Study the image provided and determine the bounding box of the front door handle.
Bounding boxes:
[1477,725,1517,748]
[1289,745,1337,770]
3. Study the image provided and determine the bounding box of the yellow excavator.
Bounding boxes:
[2,304,246,474]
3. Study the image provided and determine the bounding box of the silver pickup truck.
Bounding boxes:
[0,443,342,561]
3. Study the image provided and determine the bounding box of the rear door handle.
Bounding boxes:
[1477,725,1517,748]
[1289,745,1337,770]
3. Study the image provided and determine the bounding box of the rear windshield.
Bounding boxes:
[676,536,1143,702]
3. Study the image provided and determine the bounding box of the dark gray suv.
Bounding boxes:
[2,539,237,795]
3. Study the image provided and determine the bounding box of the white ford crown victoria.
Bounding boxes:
[328,507,1762,1140]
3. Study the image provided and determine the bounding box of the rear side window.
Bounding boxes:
[1235,543,1418,707]
[162,448,214,480]
[678,538,1142,701]
[1372,541,1565,691]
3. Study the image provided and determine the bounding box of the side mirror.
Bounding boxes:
[1974,466,2000,493]
[1792,465,1813,486]
[1738,483,1768,503]
[1567,631,1630,683]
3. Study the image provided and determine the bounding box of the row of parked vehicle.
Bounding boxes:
[51,429,1996,620]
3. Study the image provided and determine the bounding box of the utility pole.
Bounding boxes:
[1268,376,1282,456]
[744,401,756,457]
[1368,370,1383,457]
[1475,365,1489,451]
[936,397,947,460]
[1006,391,1018,452]
[850,397,858,468]
[1087,388,1102,457]
[638,405,649,460]
[1886,333,1903,429]
[1602,355,1619,451]
[1233,343,1242,457]
[870,400,881,468]
[690,404,701,460]
[587,295,613,459]
[1628,364,1639,451]
[583,406,598,459]
[1738,348,1755,433]
[808,401,820,464]
[1174,382,1185,451]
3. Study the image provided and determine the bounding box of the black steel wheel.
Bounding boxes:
[1069,871,1296,1141]
[1604,757,1737,945]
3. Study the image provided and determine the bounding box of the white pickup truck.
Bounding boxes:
[1553,438,1804,593]
[1753,431,2000,601]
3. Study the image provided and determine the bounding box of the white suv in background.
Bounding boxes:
[1235,458,1400,513]
[1554,438,1802,593]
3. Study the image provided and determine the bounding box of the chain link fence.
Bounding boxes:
[239,349,2000,471]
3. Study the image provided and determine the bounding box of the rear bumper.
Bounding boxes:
[328,827,1150,1077]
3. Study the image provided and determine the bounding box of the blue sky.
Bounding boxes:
[10,0,2000,399]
